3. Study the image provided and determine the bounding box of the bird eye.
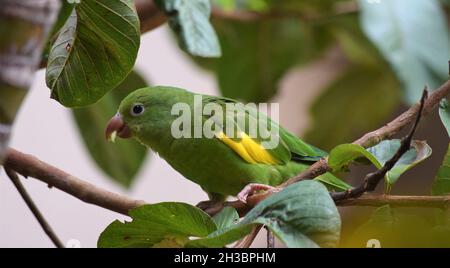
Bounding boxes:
[131,103,145,116]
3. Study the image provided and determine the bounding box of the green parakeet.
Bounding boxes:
[105,86,348,203]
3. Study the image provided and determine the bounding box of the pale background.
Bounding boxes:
[0,26,344,248]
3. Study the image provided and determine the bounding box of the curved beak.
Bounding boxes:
[105,113,132,142]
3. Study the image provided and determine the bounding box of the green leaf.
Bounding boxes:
[72,71,148,188]
[358,0,450,104]
[186,224,253,248]
[242,180,341,248]
[50,1,75,38]
[328,140,432,190]
[432,144,450,195]
[439,99,450,137]
[212,206,239,230]
[98,203,217,248]
[46,0,140,107]
[304,68,400,150]
[156,0,221,57]
[208,19,329,102]
[367,140,432,188]
[98,182,341,248]
[315,172,352,191]
[192,181,342,248]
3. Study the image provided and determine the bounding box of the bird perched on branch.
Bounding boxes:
[105,86,348,208]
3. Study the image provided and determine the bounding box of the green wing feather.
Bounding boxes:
[202,95,326,164]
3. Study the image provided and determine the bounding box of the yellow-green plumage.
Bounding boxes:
[116,86,347,200]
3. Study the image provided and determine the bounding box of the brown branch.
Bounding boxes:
[135,0,167,33]
[331,89,427,201]
[282,80,450,187]
[336,194,450,209]
[0,81,448,243]
[210,2,358,22]
[5,167,64,248]
[266,227,275,248]
[3,148,146,216]
[233,225,262,248]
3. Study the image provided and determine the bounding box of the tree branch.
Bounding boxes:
[3,148,146,216]
[336,194,450,209]
[331,89,427,201]
[0,80,449,228]
[136,0,167,33]
[5,167,64,248]
[282,80,450,188]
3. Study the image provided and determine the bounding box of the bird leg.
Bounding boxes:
[237,183,278,204]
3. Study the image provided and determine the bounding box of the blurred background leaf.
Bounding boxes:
[304,68,399,150]
[191,18,331,102]
[72,70,149,188]
[342,205,448,248]
[358,0,450,104]
[432,144,450,195]
[156,0,221,57]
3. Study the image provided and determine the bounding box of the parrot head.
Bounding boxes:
[105,86,189,144]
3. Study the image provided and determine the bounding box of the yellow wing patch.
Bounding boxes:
[216,132,279,165]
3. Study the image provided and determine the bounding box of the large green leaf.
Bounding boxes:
[242,180,341,248]
[190,181,341,248]
[212,206,239,230]
[72,71,148,188]
[156,0,221,57]
[98,203,217,248]
[46,0,140,107]
[304,68,400,150]
[432,144,450,195]
[328,140,432,191]
[358,0,450,104]
[98,181,341,248]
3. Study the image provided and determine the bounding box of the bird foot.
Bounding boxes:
[237,183,278,204]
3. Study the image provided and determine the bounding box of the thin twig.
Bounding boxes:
[234,225,263,248]
[331,89,428,201]
[266,227,275,248]
[135,0,167,33]
[4,167,64,248]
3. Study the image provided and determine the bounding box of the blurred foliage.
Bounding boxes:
[432,144,450,195]
[72,71,148,188]
[358,0,449,104]
[304,68,399,150]
[155,0,221,57]
[342,205,450,248]
[209,18,329,102]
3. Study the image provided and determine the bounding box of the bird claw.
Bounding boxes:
[237,183,277,204]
